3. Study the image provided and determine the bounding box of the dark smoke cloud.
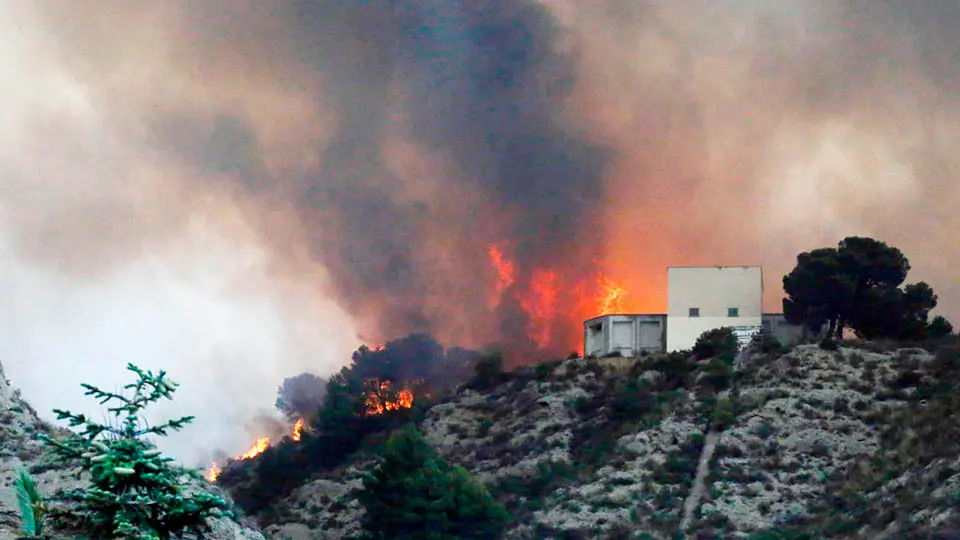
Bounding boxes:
[4,0,960,461]
[273,0,609,353]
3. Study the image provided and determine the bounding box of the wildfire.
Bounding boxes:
[597,276,627,314]
[239,437,271,460]
[205,462,221,482]
[365,380,415,416]
[204,418,306,482]
[518,268,559,349]
[488,244,515,297]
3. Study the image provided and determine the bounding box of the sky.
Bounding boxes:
[0,0,957,464]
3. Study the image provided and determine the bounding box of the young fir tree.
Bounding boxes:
[40,363,232,539]
[358,425,508,540]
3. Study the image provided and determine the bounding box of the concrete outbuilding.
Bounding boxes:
[583,266,804,357]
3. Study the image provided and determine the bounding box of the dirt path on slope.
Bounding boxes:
[679,428,720,533]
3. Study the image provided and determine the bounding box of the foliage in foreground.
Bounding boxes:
[359,425,509,540]
[40,363,231,539]
[15,469,46,537]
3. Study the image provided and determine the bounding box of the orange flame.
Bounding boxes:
[365,380,415,416]
[205,462,221,482]
[597,276,627,314]
[518,269,559,349]
[488,244,515,298]
[239,437,271,460]
[205,418,307,482]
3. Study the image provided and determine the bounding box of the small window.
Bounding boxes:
[728,307,739,317]
[689,307,700,317]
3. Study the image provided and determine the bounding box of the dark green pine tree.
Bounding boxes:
[358,425,508,540]
[40,363,232,540]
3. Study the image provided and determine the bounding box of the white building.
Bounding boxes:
[582,266,801,357]
[583,314,666,358]
[666,266,763,352]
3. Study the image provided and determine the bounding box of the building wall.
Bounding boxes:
[583,314,666,357]
[667,266,763,352]
[762,313,805,346]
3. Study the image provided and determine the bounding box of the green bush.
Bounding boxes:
[40,363,231,539]
[928,315,954,339]
[649,351,693,390]
[693,328,739,361]
[751,332,785,355]
[700,357,734,391]
[710,397,737,430]
[359,425,508,539]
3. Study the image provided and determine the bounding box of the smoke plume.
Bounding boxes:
[1,0,958,462]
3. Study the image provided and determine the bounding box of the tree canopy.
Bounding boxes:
[358,425,508,539]
[275,372,328,422]
[783,237,948,341]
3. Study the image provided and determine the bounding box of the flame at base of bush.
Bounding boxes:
[205,419,306,482]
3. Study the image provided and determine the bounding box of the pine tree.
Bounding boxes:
[40,363,232,539]
[358,425,508,540]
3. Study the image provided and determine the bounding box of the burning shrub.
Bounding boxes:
[40,363,232,539]
[359,425,508,539]
[223,337,471,517]
[275,372,328,422]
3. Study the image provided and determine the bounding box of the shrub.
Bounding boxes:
[710,397,737,430]
[700,357,734,391]
[359,425,508,539]
[649,351,694,390]
[40,363,231,539]
[751,332,785,355]
[928,316,954,339]
[464,354,507,392]
[693,328,739,361]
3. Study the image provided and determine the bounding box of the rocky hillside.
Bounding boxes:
[0,362,265,540]
[259,341,960,539]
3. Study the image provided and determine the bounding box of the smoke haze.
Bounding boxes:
[1,0,957,462]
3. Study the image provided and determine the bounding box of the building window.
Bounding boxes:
[728,307,739,317]
[689,307,700,317]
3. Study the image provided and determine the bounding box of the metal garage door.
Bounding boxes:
[638,320,662,350]
[611,321,634,356]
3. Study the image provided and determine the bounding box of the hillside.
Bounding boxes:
[0,362,265,539]
[3,340,960,538]
[253,341,960,539]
